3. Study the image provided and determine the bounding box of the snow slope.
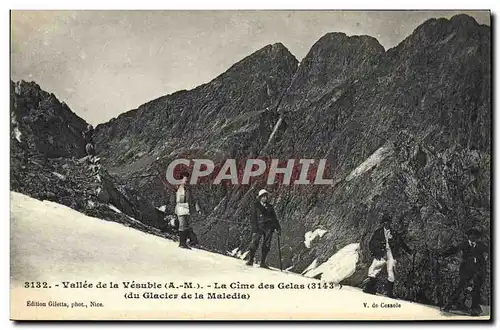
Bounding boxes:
[304,243,360,283]
[10,192,486,320]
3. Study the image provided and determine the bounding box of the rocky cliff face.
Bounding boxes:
[10,81,167,237]
[194,15,491,305]
[93,42,299,220]
[10,81,88,158]
[12,14,491,307]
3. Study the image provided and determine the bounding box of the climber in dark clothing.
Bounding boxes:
[245,189,281,269]
[440,228,489,316]
[82,124,95,156]
[363,214,412,298]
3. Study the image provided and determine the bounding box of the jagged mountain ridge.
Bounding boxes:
[11,14,491,307]
[91,42,299,225]
[95,42,298,162]
[94,14,490,305]
[193,14,490,305]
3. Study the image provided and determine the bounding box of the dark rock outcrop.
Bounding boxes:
[10,81,166,236]
[10,80,88,158]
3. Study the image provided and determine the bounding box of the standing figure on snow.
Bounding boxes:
[175,171,202,249]
[245,189,281,269]
[440,228,489,316]
[363,214,412,298]
[82,124,95,157]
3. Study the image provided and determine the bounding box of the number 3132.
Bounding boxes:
[24,282,49,288]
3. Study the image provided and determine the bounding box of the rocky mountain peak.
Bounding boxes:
[216,42,299,85]
[391,14,489,57]
[11,79,89,158]
[278,32,385,114]
[450,13,483,27]
[312,32,385,54]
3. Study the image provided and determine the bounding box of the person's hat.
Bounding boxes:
[380,214,392,224]
[258,189,269,198]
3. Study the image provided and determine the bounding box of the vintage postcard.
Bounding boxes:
[9,10,491,320]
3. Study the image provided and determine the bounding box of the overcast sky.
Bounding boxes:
[11,10,490,125]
